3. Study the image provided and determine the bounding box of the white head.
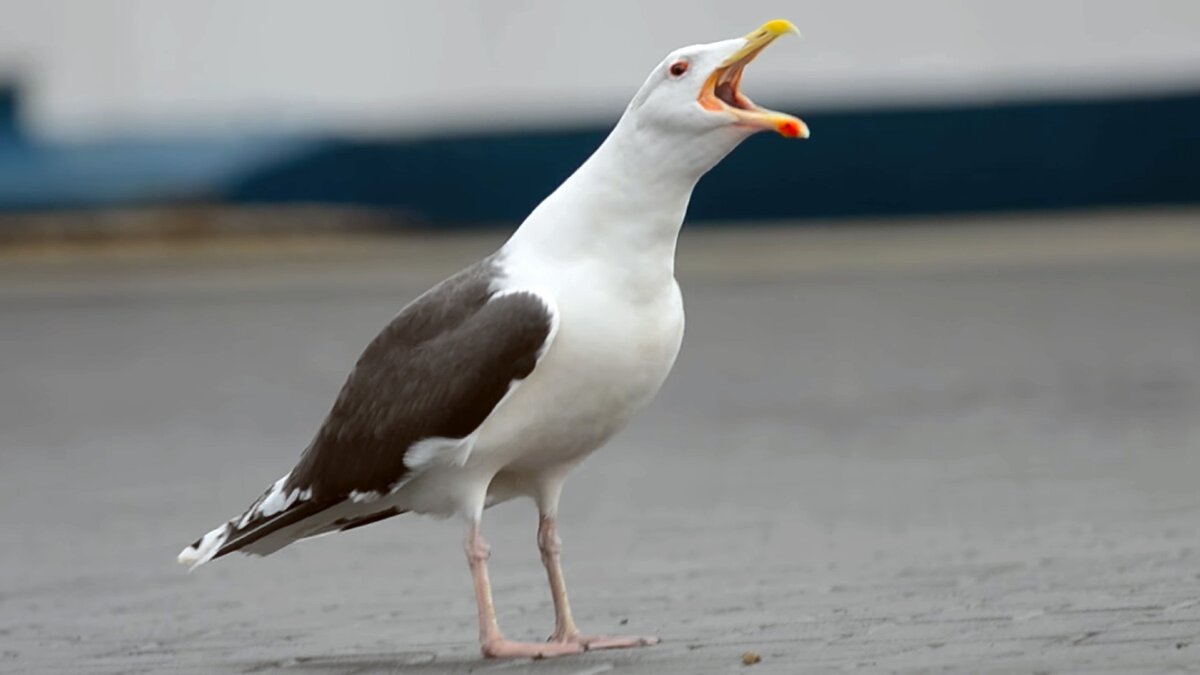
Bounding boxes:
[615,19,809,176]
[508,20,810,259]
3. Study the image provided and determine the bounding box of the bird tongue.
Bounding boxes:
[714,81,744,109]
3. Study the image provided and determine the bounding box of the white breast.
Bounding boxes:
[473,257,685,473]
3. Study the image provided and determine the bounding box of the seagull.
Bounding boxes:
[179,19,808,659]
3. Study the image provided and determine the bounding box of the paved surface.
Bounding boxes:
[2,210,1200,674]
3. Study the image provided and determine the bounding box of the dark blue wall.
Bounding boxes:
[0,84,20,139]
[225,91,1200,225]
[1,91,1198,223]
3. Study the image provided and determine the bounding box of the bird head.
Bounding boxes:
[625,19,809,142]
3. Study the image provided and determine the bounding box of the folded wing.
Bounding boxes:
[178,258,557,569]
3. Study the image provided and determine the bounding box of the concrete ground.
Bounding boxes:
[2,209,1199,674]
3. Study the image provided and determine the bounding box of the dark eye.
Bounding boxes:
[668,60,689,77]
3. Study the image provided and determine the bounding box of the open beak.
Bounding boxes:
[698,19,809,139]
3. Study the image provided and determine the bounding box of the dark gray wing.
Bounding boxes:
[288,265,555,498]
[198,257,556,560]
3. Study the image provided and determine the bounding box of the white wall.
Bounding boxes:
[2,0,1199,139]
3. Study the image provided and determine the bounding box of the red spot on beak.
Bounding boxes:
[778,120,801,138]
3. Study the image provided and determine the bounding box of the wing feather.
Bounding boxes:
[180,257,556,566]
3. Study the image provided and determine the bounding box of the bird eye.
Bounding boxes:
[668,60,689,78]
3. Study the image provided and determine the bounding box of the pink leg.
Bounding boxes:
[465,520,584,659]
[538,514,660,651]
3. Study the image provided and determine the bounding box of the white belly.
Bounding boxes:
[394,272,685,516]
[484,279,685,471]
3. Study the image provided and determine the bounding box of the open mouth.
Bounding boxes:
[698,19,809,139]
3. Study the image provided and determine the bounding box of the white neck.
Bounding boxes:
[503,114,746,280]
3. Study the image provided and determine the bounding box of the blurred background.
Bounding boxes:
[0,0,1197,228]
[3,2,1200,674]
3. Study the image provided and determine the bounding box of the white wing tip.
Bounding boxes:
[177,525,229,571]
[176,547,202,569]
